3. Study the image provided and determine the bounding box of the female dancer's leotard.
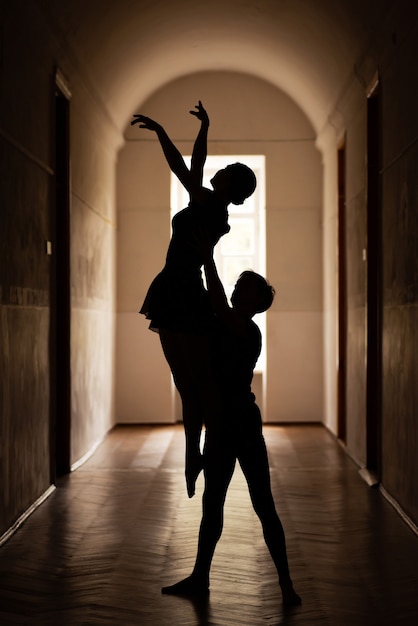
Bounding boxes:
[140,188,230,333]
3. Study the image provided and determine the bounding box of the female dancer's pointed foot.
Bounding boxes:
[185,454,203,498]
[161,575,209,597]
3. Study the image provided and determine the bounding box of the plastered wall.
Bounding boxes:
[67,83,119,463]
[116,72,323,424]
[344,90,368,465]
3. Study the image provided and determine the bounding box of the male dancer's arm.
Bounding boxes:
[203,254,229,315]
[202,246,246,335]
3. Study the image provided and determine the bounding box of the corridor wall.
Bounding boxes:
[0,0,119,537]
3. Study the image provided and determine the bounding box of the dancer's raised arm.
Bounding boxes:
[189,101,209,188]
[196,231,246,334]
[203,249,229,318]
[131,113,203,200]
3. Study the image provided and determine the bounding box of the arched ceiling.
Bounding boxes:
[43,0,380,134]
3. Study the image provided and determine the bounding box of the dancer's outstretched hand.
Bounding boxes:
[189,100,209,126]
[130,114,161,132]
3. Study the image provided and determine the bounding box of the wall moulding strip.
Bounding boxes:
[0,128,54,176]
[55,66,72,100]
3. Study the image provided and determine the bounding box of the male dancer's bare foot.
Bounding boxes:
[162,575,209,596]
[185,453,203,498]
[280,582,302,607]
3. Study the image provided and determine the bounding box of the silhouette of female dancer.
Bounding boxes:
[131,102,257,497]
[161,237,302,607]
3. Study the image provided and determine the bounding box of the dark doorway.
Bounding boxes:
[365,80,382,480]
[50,71,72,479]
[337,142,347,442]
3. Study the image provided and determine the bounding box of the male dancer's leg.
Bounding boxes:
[162,434,236,595]
[238,423,302,606]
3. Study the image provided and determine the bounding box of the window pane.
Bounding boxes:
[221,218,255,255]
[228,193,256,214]
[222,256,254,288]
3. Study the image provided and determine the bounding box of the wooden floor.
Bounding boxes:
[1,424,418,626]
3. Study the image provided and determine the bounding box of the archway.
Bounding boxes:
[116,71,323,424]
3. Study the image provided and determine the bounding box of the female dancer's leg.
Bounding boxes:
[159,328,222,497]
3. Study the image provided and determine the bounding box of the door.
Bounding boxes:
[337,142,347,442]
[50,70,72,478]
[365,80,382,479]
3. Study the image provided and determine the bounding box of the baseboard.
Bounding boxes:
[0,484,56,548]
[379,485,418,537]
[327,428,418,536]
[358,467,379,487]
[0,435,107,548]
[70,435,106,472]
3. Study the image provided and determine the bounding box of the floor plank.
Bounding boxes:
[1,424,418,625]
